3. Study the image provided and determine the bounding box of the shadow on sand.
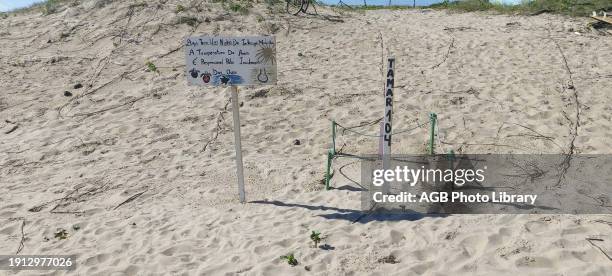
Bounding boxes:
[332,185,365,192]
[249,200,447,223]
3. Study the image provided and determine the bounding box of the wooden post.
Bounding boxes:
[378,121,384,158]
[382,57,395,194]
[332,120,337,155]
[231,86,246,203]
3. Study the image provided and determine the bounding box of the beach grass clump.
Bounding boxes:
[210,0,251,14]
[43,0,60,15]
[178,16,200,27]
[428,0,611,17]
[176,4,186,13]
[128,2,147,9]
[429,0,495,12]
[228,1,251,14]
[265,0,283,5]
[264,0,285,13]
[350,5,414,11]
[521,0,611,16]
[280,253,299,266]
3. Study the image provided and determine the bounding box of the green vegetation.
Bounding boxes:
[264,0,285,13]
[428,0,611,17]
[128,2,147,9]
[310,231,322,248]
[176,4,186,13]
[178,16,200,27]
[265,0,283,5]
[145,61,157,73]
[43,0,60,15]
[211,0,252,14]
[280,253,299,266]
[349,5,414,11]
[229,2,251,14]
[337,0,610,17]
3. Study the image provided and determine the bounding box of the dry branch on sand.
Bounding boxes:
[71,96,147,118]
[15,219,26,254]
[114,191,146,210]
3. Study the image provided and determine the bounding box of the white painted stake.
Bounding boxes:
[382,57,395,195]
[231,86,246,203]
[378,121,384,158]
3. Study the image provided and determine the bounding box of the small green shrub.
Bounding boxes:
[265,0,282,5]
[176,4,186,13]
[280,253,298,266]
[128,2,147,9]
[145,61,157,72]
[427,0,612,17]
[43,0,60,15]
[310,231,321,248]
[178,16,199,27]
[229,2,249,14]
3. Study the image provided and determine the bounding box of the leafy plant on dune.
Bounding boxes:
[280,253,298,266]
[428,0,612,17]
[145,61,157,73]
[264,0,283,5]
[264,0,285,13]
[178,16,200,27]
[228,2,251,14]
[43,0,60,15]
[176,4,186,13]
[522,0,612,16]
[310,231,322,248]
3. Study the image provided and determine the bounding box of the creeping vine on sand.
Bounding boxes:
[545,21,580,188]
[15,218,26,254]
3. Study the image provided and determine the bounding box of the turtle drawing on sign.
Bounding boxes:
[202,72,211,83]
[190,68,200,78]
[220,75,230,85]
[212,74,244,85]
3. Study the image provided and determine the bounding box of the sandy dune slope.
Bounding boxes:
[1,0,612,275]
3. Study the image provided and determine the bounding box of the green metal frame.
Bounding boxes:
[326,114,442,191]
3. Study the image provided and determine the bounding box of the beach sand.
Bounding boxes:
[1,0,612,275]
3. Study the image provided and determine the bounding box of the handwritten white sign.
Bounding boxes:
[185,36,277,86]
